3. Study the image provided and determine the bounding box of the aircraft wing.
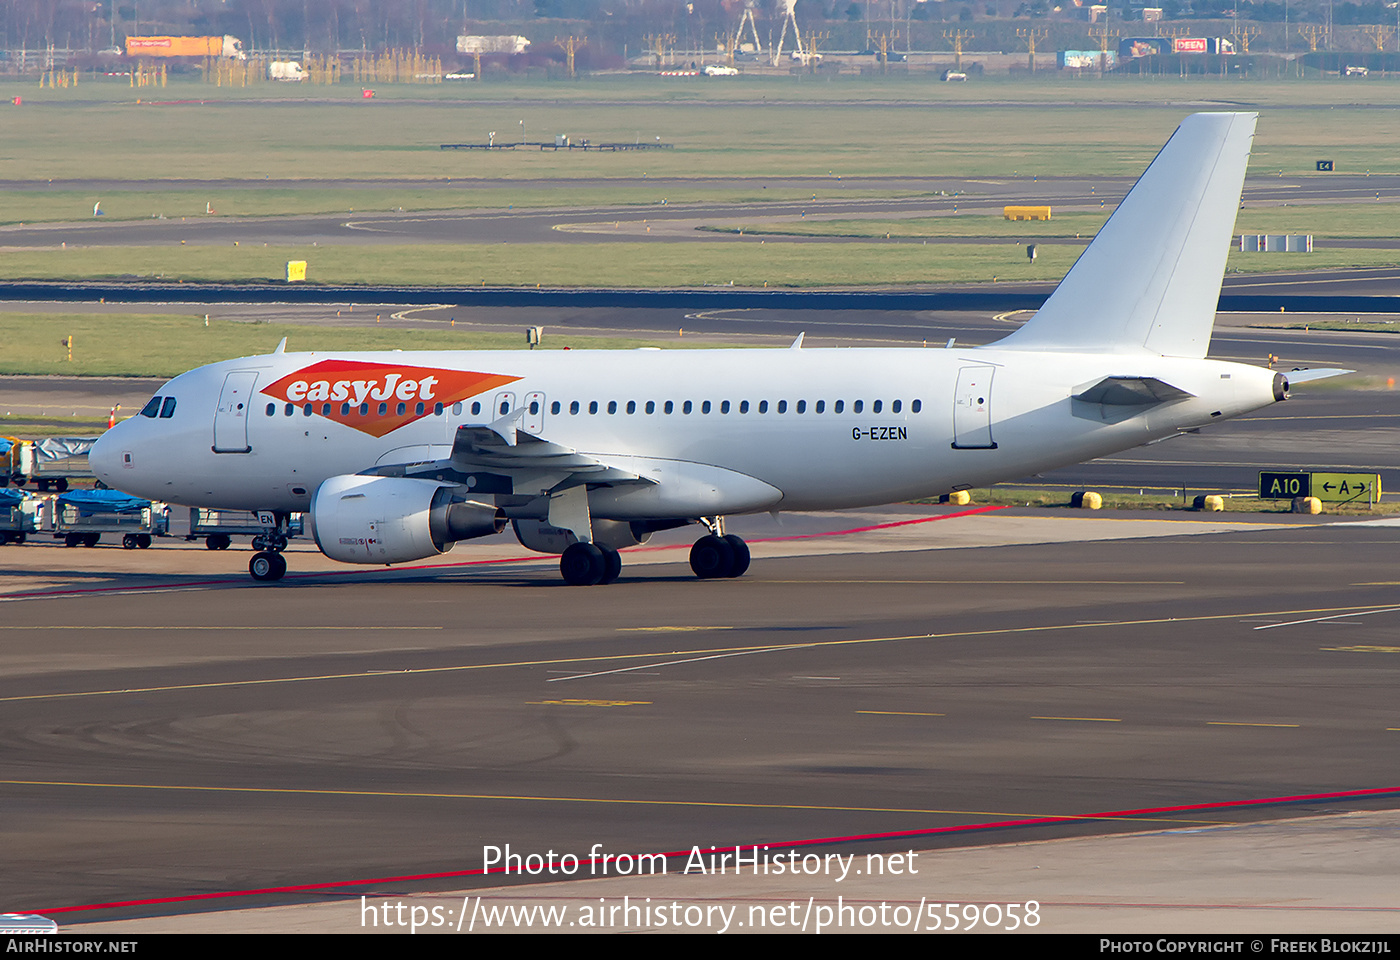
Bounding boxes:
[369,420,653,497]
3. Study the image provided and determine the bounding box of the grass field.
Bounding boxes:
[0,241,1392,287]
[0,76,1394,289]
[2,76,1400,187]
[0,186,893,225]
[0,313,717,378]
[1250,319,1400,333]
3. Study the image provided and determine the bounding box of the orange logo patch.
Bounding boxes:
[261,360,520,438]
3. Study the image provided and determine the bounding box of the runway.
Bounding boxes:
[2,173,1396,250]
[4,507,1400,924]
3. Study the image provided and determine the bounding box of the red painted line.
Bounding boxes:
[4,507,1006,601]
[37,783,1400,915]
[611,505,1008,556]
[752,505,1008,542]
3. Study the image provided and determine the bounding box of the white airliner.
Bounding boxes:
[90,113,1339,585]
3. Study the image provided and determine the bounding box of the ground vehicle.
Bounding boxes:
[123,36,246,59]
[268,61,307,81]
[0,488,44,544]
[9,437,99,492]
[52,489,168,549]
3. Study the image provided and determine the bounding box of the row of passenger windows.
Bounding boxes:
[139,396,177,419]
[265,398,924,418]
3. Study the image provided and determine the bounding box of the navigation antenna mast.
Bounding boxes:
[1016,27,1048,72]
[772,0,808,66]
[733,4,762,59]
[943,29,974,71]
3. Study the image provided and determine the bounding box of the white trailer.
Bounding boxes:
[52,490,169,549]
[0,490,44,544]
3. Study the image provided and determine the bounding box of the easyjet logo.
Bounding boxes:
[261,359,520,438]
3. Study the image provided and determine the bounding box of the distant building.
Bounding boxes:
[456,35,530,55]
[1141,7,1164,20]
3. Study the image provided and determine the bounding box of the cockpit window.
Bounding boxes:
[140,397,162,418]
[159,397,177,419]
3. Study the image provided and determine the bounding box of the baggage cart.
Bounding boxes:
[19,436,99,492]
[52,490,168,548]
[0,488,44,544]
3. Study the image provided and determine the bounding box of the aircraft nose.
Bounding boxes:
[89,430,123,486]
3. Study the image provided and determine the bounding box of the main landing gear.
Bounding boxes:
[559,542,623,586]
[689,533,750,580]
[556,529,751,585]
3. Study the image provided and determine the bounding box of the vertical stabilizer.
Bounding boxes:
[996,112,1256,359]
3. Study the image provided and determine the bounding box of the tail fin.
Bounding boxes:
[996,112,1257,359]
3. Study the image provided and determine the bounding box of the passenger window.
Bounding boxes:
[683,401,693,414]
[892,399,902,413]
[360,403,370,416]
[589,401,599,415]
[912,399,922,413]
[796,400,806,414]
[873,400,883,413]
[160,397,177,418]
[815,400,825,414]
[645,401,655,414]
[265,403,276,416]
[434,402,444,416]
[396,402,406,416]
[664,401,674,414]
[626,400,636,414]
[322,403,332,416]
[341,403,351,416]
[570,401,580,415]
[721,400,730,414]
[701,401,711,414]
[834,400,844,414]
[469,401,479,416]
[284,403,295,416]
[551,401,561,415]
[759,400,769,414]
[853,400,864,414]
[140,397,162,418]
[777,400,788,414]
[740,401,749,414]
[378,402,388,415]
[415,402,424,416]
[452,402,462,416]
[530,401,540,415]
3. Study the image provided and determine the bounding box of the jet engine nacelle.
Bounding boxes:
[512,518,653,555]
[310,474,504,565]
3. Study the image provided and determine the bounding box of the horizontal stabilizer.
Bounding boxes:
[1284,368,1354,385]
[997,112,1257,359]
[1073,376,1195,406]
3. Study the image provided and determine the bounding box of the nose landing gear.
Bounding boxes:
[247,514,292,583]
[249,550,287,582]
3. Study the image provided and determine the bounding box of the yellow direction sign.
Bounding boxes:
[1311,473,1381,504]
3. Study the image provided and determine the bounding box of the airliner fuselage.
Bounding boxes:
[91,112,1307,586]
